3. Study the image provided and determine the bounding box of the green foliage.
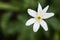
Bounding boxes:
[0,0,60,40]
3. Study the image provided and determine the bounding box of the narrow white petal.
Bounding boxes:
[33,22,40,32]
[38,3,42,13]
[42,5,49,13]
[28,9,36,17]
[40,20,48,31]
[26,18,36,26]
[42,13,54,19]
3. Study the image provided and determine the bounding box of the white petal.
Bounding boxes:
[28,9,36,17]
[38,3,42,13]
[42,5,49,13]
[26,18,36,26]
[33,22,40,32]
[40,20,48,31]
[42,13,54,19]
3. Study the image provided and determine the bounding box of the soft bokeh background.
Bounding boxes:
[0,0,60,40]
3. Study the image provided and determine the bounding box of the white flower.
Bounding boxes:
[25,3,54,32]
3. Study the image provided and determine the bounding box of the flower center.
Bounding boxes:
[37,16,41,19]
[35,14,43,22]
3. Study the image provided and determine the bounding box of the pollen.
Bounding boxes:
[35,14,43,22]
[37,16,41,19]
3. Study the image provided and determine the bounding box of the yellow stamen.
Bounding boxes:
[35,14,43,22]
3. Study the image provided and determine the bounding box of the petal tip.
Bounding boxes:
[33,30,37,32]
[25,22,29,26]
[45,28,48,31]
[28,9,30,10]
[46,5,49,8]
[46,5,49,9]
[38,3,41,7]
[27,9,30,12]
[53,13,54,16]
[25,21,30,26]
[51,13,55,17]
[47,5,49,7]
[38,3,40,5]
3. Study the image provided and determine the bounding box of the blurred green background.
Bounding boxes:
[0,0,60,40]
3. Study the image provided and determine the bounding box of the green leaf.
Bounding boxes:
[47,17,60,31]
[0,2,19,11]
[1,12,12,29]
[53,32,59,40]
